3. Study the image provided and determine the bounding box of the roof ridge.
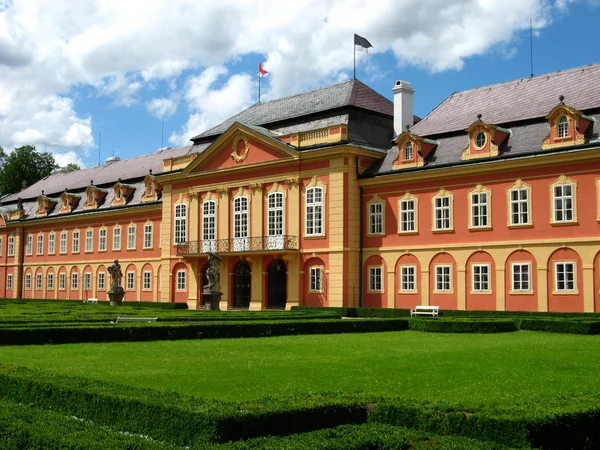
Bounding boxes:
[255,79,355,107]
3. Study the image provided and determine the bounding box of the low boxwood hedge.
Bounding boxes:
[408,318,518,334]
[518,318,600,334]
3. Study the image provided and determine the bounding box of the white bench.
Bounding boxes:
[83,298,98,303]
[116,317,158,323]
[410,305,440,317]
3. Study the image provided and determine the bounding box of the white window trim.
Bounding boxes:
[508,187,532,227]
[113,226,122,251]
[434,265,453,293]
[59,232,67,254]
[47,273,54,290]
[431,190,454,232]
[127,224,136,250]
[35,273,43,290]
[143,271,152,291]
[48,233,56,255]
[85,229,94,253]
[510,262,533,294]
[72,230,80,254]
[176,270,187,291]
[308,266,324,293]
[126,271,135,291]
[367,200,384,236]
[143,223,153,249]
[8,236,14,256]
[471,263,491,294]
[25,273,31,290]
[398,196,418,234]
[59,273,66,290]
[36,234,44,255]
[84,272,92,291]
[304,186,325,237]
[98,272,106,291]
[399,265,417,293]
[174,203,188,244]
[26,235,33,256]
[71,273,79,290]
[99,228,107,252]
[7,274,13,290]
[553,261,578,294]
[367,265,384,293]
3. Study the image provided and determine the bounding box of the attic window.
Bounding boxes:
[115,188,121,200]
[404,142,413,160]
[147,183,153,196]
[557,116,569,138]
[475,132,486,149]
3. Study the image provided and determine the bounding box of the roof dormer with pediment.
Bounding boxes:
[461,115,511,161]
[542,96,595,150]
[111,179,136,207]
[59,191,83,214]
[392,127,438,169]
[84,181,109,210]
[36,191,60,217]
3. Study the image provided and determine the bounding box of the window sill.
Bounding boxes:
[112,248,122,252]
[366,233,385,237]
[432,228,454,234]
[98,249,107,253]
[433,290,454,294]
[468,226,492,232]
[550,221,578,227]
[308,290,325,294]
[303,235,327,240]
[509,290,535,295]
[508,223,534,229]
[470,290,493,295]
[398,290,418,294]
[398,230,419,235]
[143,247,154,250]
[552,290,579,295]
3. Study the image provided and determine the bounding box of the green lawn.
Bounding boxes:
[0,331,599,405]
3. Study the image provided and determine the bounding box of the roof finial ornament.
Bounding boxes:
[559,95,565,104]
[41,190,44,196]
[149,169,153,175]
[17,198,23,210]
[405,124,410,131]
[90,180,94,186]
[477,113,482,121]
[118,178,122,183]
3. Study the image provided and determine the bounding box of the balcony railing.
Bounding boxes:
[176,235,299,255]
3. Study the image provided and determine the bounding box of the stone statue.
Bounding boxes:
[204,252,222,292]
[107,259,124,306]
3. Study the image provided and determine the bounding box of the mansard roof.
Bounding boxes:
[192,79,396,141]
[411,63,600,137]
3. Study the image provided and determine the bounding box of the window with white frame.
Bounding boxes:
[472,264,490,292]
[85,229,93,252]
[36,273,42,290]
[309,267,323,292]
[434,196,451,230]
[59,273,66,290]
[7,274,12,290]
[471,192,489,228]
[48,233,55,254]
[84,273,91,291]
[176,270,186,291]
[233,196,249,251]
[98,272,105,290]
[510,188,530,225]
[37,235,43,255]
[174,203,187,244]
[400,199,416,232]
[368,266,383,292]
[553,184,574,222]
[113,227,121,250]
[400,266,416,292]
[8,236,14,256]
[435,265,451,292]
[25,273,31,289]
[99,229,107,251]
[368,202,384,235]
[555,262,576,292]
[72,231,80,253]
[404,141,413,160]
[143,223,153,249]
[143,271,151,290]
[305,187,324,236]
[557,116,569,138]
[512,263,531,292]
[47,273,54,290]
[26,235,32,255]
[0,237,3,256]
[127,271,135,291]
[268,192,284,239]
[202,201,216,252]
[71,273,78,290]
[127,225,136,249]
[60,232,67,254]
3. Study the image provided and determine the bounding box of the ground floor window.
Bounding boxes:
[84,273,92,291]
[472,264,490,292]
[98,272,105,290]
[36,274,43,290]
[400,265,416,292]
[47,273,54,290]
[71,273,78,290]
[177,270,186,291]
[368,266,383,292]
[309,267,323,292]
[511,263,531,292]
[127,272,135,291]
[555,262,576,292]
[143,271,152,290]
[7,274,13,290]
[59,274,66,290]
[435,265,451,292]
[25,274,31,290]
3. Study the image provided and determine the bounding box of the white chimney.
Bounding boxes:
[392,80,415,135]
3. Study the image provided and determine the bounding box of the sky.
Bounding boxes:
[0,0,599,169]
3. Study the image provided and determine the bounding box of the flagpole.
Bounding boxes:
[353,37,356,79]
[258,74,261,103]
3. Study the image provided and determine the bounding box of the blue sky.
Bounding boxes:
[0,0,599,168]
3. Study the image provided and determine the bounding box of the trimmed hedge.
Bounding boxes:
[0,298,189,309]
[409,318,518,334]
[518,318,600,334]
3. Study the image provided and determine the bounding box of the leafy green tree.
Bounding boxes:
[0,145,58,196]
[64,163,80,172]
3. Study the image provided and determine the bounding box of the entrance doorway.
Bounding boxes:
[267,259,287,309]
[232,260,251,308]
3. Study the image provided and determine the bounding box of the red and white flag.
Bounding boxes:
[258,63,268,77]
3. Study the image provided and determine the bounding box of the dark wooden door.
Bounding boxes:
[232,260,251,308]
[267,259,287,309]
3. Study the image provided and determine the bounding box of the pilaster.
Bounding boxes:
[217,188,230,241]
[250,183,264,238]
[457,267,466,310]
[537,267,548,312]
[495,267,506,311]
[583,265,594,312]
[250,257,263,310]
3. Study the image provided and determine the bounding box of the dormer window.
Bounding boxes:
[475,132,486,149]
[147,183,153,196]
[115,188,122,201]
[111,180,135,207]
[557,116,569,138]
[543,98,593,150]
[392,131,438,170]
[462,117,510,161]
[404,142,413,160]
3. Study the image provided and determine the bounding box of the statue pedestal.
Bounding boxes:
[108,287,125,307]
[203,290,222,311]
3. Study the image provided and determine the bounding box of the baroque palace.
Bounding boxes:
[1,63,599,312]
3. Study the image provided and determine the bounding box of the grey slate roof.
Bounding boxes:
[411,63,600,137]
[192,79,395,141]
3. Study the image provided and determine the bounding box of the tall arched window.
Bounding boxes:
[202,200,217,252]
[305,187,324,236]
[268,192,284,249]
[233,197,249,251]
[174,203,187,244]
[557,116,569,138]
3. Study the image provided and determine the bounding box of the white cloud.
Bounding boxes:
[0,0,591,157]
[53,150,86,169]
[145,97,178,119]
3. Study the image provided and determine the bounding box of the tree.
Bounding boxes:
[64,163,80,172]
[0,145,58,196]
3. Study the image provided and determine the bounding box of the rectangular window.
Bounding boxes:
[233,197,249,251]
[47,273,54,290]
[305,187,324,236]
[8,236,14,256]
[7,274,12,290]
[25,274,31,290]
[127,225,136,249]
[37,235,43,255]
[143,224,153,249]
[48,233,55,255]
[84,273,91,291]
[113,227,121,250]
[472,264,490,292]
[26,235,32,255]
[471,192,489,228]
[98,272,105,290]
[400,266,416,292]
[553,184,574,222]
[99,229,107,251]
[143,271,151,290]
[512,263,531,292]
[72,231,80,253]
[435,265,451,292]
[368,266,383,292]
[85,229,93,252]
[174,204,187,244]
[309,267,323,292]
[60,232,67,254]
[510,189,529,225]
[434,196,451,230]
[59,273,66,290]
[202,201,216,252]
[71,273,79,290]
[36,273,42,290]
[555,262,576,292]
[176,270,186,291]
[127,272,135,291]
[368,202,384,234]
[400,199,416,233]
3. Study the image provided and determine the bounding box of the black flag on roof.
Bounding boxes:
[354,34,372,49]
